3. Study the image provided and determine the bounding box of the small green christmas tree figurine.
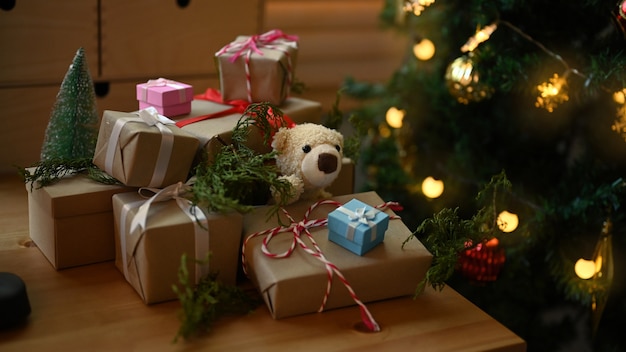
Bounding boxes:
[20,48,113,187]
[40,47,99,161]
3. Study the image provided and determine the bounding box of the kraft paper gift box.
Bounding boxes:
[215,29,298,105]
[175,94,322,161]
[241,191,433,320]
[93,108,199,188]
[113,188,243,304]
[327,198,389,256]
[136,78,193,117]
[25,173,134,269]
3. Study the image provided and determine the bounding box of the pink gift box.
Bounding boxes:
[138,100,191,117]
[136,78,193,117]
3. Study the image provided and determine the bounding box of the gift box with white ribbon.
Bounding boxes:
[93,108,199,188]
[113,185,243,304]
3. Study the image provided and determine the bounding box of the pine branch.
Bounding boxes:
[172,254,261,342]
[190,103,295,215]
[18,158,118,190]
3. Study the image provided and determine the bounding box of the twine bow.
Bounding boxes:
[216,29,298,102]
[242,199,402,332]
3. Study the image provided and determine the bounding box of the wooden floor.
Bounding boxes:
[0,173,31,251]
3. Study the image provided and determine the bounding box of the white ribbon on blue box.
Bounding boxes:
[327,198,390,256]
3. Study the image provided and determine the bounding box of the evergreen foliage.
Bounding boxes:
[172,254,261,342]
[344,1,626,350]
[189,103,294,215]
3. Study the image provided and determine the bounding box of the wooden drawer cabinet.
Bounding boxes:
[99,0,260,80]
[0,1,99,86]
[0,0,260,174]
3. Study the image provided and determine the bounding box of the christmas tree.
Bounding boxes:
[40,47,99,161]
[21,47,108,187]
[342,1,626,350]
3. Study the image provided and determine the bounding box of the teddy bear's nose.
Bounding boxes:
[318,153,338,174]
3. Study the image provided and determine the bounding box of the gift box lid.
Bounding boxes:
[136,78,193,106]
[26,172,134,218]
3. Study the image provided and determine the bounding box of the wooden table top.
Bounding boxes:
[0,174,526,351]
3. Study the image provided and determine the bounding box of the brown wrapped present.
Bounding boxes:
[242,191,432,322]
[26,173,134,269]
[93,108,199,188]
[215,29,298,105]
[113,185,243,304]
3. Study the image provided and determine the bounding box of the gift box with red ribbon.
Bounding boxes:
[112,185,243,304]
[136,78,193,117]
[173,88,321,163]
[328,198,389,256]
[241,191,432,327]
[215,29,298,105]
[92,108,199,188]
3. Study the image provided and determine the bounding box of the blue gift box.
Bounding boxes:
[327,199,389,255]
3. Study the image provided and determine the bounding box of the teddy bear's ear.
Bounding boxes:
[271,127,290,151]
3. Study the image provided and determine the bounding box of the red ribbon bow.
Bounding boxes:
[174,88,295,137]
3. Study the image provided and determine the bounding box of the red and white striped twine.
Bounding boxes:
[241,199,402,332]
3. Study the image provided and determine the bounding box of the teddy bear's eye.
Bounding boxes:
[335,145,341,153]
[302,145,312,153]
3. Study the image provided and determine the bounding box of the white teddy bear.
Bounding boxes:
[271,123,344,204]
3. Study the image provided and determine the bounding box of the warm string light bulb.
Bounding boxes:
[575,259,596,279]
[413,38,435,61]
[497,211,519,233]
[535,73,569,112]
[402,0,435,16]
[386,107,405,128]
[421,176,444,198]
[612,89,626,141]
[461,23,498,53]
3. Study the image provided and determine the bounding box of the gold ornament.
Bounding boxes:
[445,55,493,104]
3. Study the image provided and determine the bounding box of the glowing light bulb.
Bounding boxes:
[386,107,405,128]
[413,38,435,61]
[575,258,596,279]
[535,73,569,112]
[421,176,444,198]
[497,211,519,233]
[461,23,498,53]
[613,89,626,104]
